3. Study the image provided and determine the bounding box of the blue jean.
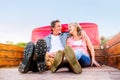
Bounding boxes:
[74,50,91,67]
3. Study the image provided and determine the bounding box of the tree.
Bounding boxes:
[100,36,109,45]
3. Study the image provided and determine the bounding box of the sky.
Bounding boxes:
[0,0,120,43]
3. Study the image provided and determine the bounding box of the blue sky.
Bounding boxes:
[0,0,120,43]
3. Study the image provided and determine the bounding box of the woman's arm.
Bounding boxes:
[66,37,69,46]
[46,52,55,58]
[82,31,95,59]
[82,30,101,67]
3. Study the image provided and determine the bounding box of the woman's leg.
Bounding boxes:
[74,50,91,67]
[50,50,64,73]
[64,46,82,74]
[78,54,91,67]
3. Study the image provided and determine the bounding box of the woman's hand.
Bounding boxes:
[91,59,102,68]
[47,52,55,58]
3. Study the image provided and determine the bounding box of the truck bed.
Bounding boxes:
[0,65,120,80]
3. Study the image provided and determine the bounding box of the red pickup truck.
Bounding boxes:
[31,23,100,49]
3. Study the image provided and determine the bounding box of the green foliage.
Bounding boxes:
[5,41,27,48]
[15,42,27,48]
[100,36,109,45]
[101,39,109,45]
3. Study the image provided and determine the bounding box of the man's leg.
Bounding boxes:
[45,53,54,69]
[63,46,82,74]
[29,60,39,72]
[18,42,35,73]
[35,39,47,72]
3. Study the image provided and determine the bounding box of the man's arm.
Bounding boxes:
[44,35,56,58]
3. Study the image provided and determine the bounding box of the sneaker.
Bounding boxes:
[18,42,35,73]
[50,50,64,73]
[35,39,47,72]
[63,46,82,74]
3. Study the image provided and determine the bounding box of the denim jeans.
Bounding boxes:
[74,50,91,67]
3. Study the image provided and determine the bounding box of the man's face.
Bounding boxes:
[52,22,62,35]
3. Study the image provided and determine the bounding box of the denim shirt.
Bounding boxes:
[44,32,70,52]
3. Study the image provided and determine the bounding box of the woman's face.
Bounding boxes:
[68,24,77,34]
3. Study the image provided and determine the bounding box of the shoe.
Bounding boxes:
[50,50,64,73]
[18,42,35,73]
[35,39,47,72]
[62,59,73,72]
[63,46,82,74]
[29,60,39,72]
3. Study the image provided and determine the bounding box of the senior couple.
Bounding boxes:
[18,20,101,74]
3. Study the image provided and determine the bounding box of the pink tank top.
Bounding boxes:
[67,37,89,56]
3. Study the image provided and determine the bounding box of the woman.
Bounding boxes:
[67,22,101,67]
